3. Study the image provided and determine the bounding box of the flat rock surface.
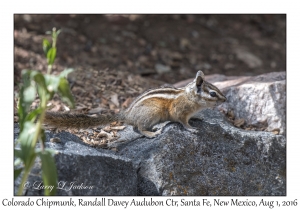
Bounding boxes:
[14,108,286,196]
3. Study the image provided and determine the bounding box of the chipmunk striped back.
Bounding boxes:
[125,87,185,114]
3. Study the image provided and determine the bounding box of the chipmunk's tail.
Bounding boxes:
[44,112,125,129]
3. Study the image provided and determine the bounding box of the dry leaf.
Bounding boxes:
[86,129,94,134]
[102,126,112,132]
[96,130,109,138]
[110,126,126,130]
[63,105,70,111]
[234,118,245,127]
[76,103,87,108]
[122,97,133,108]
[50,104,62,112]
[110,121,122,126]
[109,103,117,110]
[112,131,117,136]
[100,139,107,144]
[81,136,88,142]
[272,128,280,135]
[111,93,119,107]
[228,110,235,119]
[101,97,109,105]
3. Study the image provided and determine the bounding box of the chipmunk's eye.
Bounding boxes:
[210,92,217,97]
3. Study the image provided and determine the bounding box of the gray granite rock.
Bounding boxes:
[14,126,137,196]
[115,109,286,196]
[215,72,286,135]
[174,71,286,135]
[14,104,286,196]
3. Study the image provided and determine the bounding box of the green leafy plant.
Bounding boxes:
[14,28,75,195]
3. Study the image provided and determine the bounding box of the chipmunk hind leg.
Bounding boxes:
[136,116,162,138]
[137,124,163,138]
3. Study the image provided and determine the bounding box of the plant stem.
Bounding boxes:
[17,92,47,195]
[47,64,52,75]
[52,27,57,49]
[31,93,47,148]
[17,159,35,195]
[47,28,57,75]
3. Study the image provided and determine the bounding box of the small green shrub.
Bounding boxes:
[15,28,75,195]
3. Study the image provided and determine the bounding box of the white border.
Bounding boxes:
[2,1,299,209]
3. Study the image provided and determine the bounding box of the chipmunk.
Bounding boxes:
[45,70,226,138]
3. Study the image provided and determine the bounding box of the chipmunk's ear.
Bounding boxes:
[195,70,204,87]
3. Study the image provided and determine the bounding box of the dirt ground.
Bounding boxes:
[14,14,286,147]
[14,14,286,82]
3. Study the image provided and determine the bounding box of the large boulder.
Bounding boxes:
[174,71,286,135]
[115,109,285,196]
[14,125,137,196]
[14,109,285,195]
